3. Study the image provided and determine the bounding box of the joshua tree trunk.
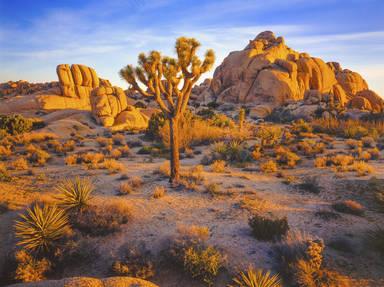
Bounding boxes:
[169,116,180,183]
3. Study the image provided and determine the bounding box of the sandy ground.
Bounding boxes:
[1,112,384,287]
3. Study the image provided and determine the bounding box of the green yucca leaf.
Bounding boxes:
[55,176,93,210]
[229,267,282,287]
[15,204,69,252]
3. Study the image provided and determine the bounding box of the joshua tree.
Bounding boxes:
[119,37,215,183]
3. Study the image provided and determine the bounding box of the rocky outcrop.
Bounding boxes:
[91,86,149,130]
[8,276,158,287]
[0,80,59,97]
[192,31,383,115]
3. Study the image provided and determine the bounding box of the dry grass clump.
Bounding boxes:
[251,145,262,160]
[153,186,166,198]
[14,250,51,283]
[248,214,289,241]
[314,156,327,168]
[206,182,220,196]
[260,160,278,173]
[65,154,78,165]
[275,146,300,168]
[157,160,170,177]
[239,195,269,213]
[110,148,122,159]
[291,119,313,135]
[0,144,12,158]
[118,145,131,157]
[18,132,57,144]
[210,160,226,173]
[71,201,130,236]
[332,200,365,216]
[229,267,282,287]
[26,144,50,166]
[118,182,133,195]
[0,163,12,182]
[128,176,143,188]
[111,243,155,279]
[10,157,29,170]
[102,159,125,174]
[166,224,224,286]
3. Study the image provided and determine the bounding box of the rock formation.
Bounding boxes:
[91,86,149,130]
[8,276,158,287]
[193,31,383,116]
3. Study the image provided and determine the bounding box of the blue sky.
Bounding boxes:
[1,0,383,96]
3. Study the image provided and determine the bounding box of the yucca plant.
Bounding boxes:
[15,204,69,252]
[229,267,282,287]
[55,176,93,211]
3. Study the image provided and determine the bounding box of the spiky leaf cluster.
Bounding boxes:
[55,176,94,211]
[15,204,69,252]
[230,267,282,287]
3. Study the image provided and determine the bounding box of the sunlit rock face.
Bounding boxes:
[193,31,383,114]
[91,85,149,130]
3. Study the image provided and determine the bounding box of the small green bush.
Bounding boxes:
[248,214,289,241]
[146,112,167,139]
[0,114,33,135]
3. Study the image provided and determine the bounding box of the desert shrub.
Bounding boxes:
[209,113,235,128]
[330,154,354,170]
[255,125,282,147]
[96,137,112,147]
[206,183,220,196]
[248,214,289,241]
[0,163,12,182]
[55,177,94,211]
[65,154,78,165]
[146,112,167,139]
[153,186,166,198]
[26,144,50,166]
[112,133,126,145]
[293,259,349,287]
[111,243,155,279]
[346,139,362,149]
[349,161,374,176]
[197,108,216,119]
[251,145,262,160]
[297,176,322,194]
[312,118,384,140]
[102,159,125,173]
[166,225,223,286]
[128,176,143,188]
[71,201,130,236]
[368,147,380,160]
[260,160,278,173]
[0,114,33,135]
[208,140,251,165]
[291,119,313,135]
[183,245,224,286]
[118,182,133,195]
[361,136,376,148]
[14,250,51,282]
[210,160,226,173]
[275,146,300,168]
[296,140,325,157]
[15,204,70,252]
[110,148,122,159]
[119,145,131,157]
[314,156,327,168]
[229,267,282,287]
[10,157,29,170]
[332,200,365,216]
[80,152,105,165]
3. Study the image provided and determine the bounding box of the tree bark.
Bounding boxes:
[169,116,180,183]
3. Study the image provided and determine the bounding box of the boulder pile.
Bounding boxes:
[192,31,384,117]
